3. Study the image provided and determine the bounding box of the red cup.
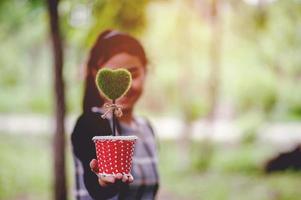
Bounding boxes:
[92,135,138,176]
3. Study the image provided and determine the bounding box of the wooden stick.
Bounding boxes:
[112,99,116,136]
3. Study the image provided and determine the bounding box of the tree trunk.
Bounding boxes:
[46,0,67,200]
[207,0,222,121]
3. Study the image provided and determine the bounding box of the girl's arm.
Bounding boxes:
[71,113,119,199]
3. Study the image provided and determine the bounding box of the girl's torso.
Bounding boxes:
[74,109,159,200]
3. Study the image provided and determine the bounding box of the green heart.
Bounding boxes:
[95,68,132,100]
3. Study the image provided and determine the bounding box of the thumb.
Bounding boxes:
[90,159,99,174]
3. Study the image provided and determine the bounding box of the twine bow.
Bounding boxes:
[101,103,123,119]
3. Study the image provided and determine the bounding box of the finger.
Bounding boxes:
[102,175,116,184]
[122,174,129,183]
[115,173,123,180]
[98,175,115,187]
[98,177,108,187]
[89,159,98,173]
[127,174,134,183]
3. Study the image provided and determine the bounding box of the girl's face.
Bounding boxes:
[94,52,146,112]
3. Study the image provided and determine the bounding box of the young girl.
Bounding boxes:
[71,30,159,200]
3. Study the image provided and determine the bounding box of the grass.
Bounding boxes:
[158,141,301,200]
[1,133,301,200]
[0,133,74,200]
[0,134,52,200]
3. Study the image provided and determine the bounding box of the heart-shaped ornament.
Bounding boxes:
[95,68,132,100]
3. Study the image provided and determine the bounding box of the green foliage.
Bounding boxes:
[182,99,209,122]
[85,0,150,46]
[231,68,277,114]
[95,68,132,100]
[283,82,301,119]
[225,1,300,120]
[190,139,215,172]
[238,111,265,145]
[211,146,261,174]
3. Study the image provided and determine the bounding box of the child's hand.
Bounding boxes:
[89,159,134,187]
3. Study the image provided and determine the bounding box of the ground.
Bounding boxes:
[1,133,301,200]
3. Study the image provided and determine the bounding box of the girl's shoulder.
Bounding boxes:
[74,112,103,128]
[72,110,112,138]
[135,116,155,137]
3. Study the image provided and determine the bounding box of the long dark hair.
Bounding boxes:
[83,30,147,113]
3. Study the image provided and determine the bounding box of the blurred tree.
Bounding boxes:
[59,0,151,47]
[47,1,67,200]
[193,0,223,121]
[207,0,222,120]
[166,0,210,169]
[200,0,223,121]
[0,0,50,113]
[229,0,301,118]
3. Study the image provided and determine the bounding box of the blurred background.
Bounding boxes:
[1,0,301,199]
